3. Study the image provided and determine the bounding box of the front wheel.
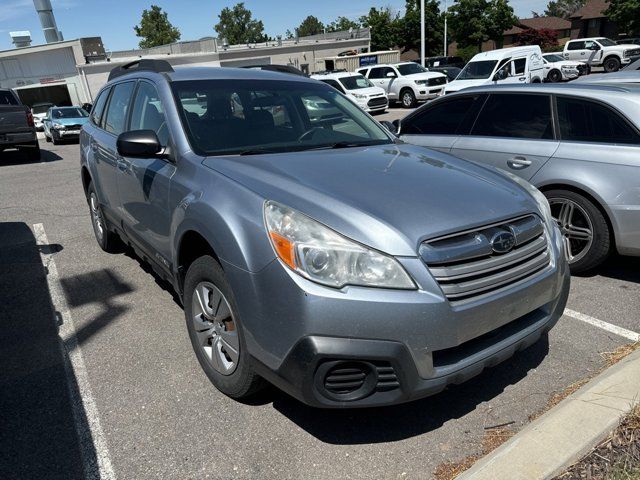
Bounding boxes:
[400,89,416,108]
[603,57,620,73]
[544,189,611,273]
[184,256,265,399]
[547,69,562,83]
[87,182,123,253]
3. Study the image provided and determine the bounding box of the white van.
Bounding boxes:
[445,46,544,94]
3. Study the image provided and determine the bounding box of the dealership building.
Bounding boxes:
[0,29,372,107]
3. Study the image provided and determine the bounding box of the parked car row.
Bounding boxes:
[0,88,39,161]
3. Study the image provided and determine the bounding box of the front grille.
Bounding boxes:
[367,97,387,107]
[63,124,83,130]
[627,48,640,56]
[428,76,447,86]
[324,362,366,395]
[420,215,550,304]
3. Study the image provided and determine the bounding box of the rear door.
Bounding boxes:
[450,93,559,181]
[116,80,175,266]
[564,40,587,62]
[399,94,485,152]
[93,81,135,222]
[368,66,396,96]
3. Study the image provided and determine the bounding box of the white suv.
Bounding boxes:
[563,37,640,72]
[357,62,447,108]
[311,72,388,113]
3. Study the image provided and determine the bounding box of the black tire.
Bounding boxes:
[544,189,611,273]
[184,255,265,399]
[603,56,620,73]
[87,182,123,253]
[400,88,416,108]
[547,69,562,83]
[52,134,59,145]
[45,133,51,143]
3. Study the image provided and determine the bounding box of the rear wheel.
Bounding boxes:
[87,182,123,253]
[400,89,416,108]
[547,69,562,83]
[603,56,620,73]
[544,189,611,273]
[184,256,265,399]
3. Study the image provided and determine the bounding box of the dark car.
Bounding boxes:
[425,56,465,69]
[428,66,462,81]
[242,64,307,76]
[0,88,40,161]
[617,38,640,46]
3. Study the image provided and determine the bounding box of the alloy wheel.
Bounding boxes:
[90,192,104,243]
[548,198,594,263]
[191,281,239,375]
[402,92,413,107]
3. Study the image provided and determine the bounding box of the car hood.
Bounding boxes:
[202,144,538,256]
[53,117,89,126]
[444,78,490,92]
[548,60,581,67]
[347,86,386,97]
[404,72,446,81]
[609,43,639,50]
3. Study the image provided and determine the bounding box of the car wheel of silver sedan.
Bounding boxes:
[87,182,123,253]
[545,189,611,273]
[184,255,265,399]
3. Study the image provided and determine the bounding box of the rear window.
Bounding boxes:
[556,96,640,144]
[472,94,553,139]
[0,91,18,105]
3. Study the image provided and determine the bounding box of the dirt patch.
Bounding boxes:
[602,342,640,368]
[554,405,640,480]
[433,427,515,480]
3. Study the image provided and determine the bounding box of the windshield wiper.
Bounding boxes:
[238,148,274,156]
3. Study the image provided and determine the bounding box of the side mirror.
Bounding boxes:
[392,119,401,134]
[117,130,163,158]
[386,71,397,78]
[381,120,398,135]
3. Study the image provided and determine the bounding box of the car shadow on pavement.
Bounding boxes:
[576,254,640,284]
[0,148,63,166]
[267,336,550,444]
[0,221,88,479]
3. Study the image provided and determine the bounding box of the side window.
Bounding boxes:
[321,79,344,93]
[90,88,110,127]
[129,82,169,146]
[356,68,368,76]
[513,58,526,75]
[381,67,396,77]
[103,82,135,135]
[368,67,383,79]
[567,41,585,50]
[402,96,479,135]
[471,94,553,139]
[556,96,640,145]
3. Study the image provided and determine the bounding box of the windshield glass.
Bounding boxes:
[544,54,564,62]
[172,79,392,156]
[457,60,498,80]
[396,63,427,75]
[598,38,616,46]
[32,104,52,114]
[338,75,372,90]
[52,108,89,119]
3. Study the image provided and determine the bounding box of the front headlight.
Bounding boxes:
[264,201,416,289]
[502,172,554,230]
[53,123,65,130]
[350,93,367,99]
[414,80,428,85]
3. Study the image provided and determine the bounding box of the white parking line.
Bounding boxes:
[564,308,640,342]
[34,223,116,480]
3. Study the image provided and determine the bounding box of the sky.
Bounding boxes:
[0,0,548,52]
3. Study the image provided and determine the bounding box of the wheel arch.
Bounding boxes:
[175,229,221,294]
[81,166,92,199]
[546,69,561,81]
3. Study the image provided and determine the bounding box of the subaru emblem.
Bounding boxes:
[490,231,516,254]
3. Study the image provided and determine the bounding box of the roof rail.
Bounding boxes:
[108,59,174,81]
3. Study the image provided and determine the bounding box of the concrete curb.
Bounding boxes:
[457,347,640,480]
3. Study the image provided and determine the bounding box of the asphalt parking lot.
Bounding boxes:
[1,134,638,480]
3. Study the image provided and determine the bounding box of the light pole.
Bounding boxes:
[420,0,425,67]
[443,0,448,57]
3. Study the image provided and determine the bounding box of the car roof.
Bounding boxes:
[470,46,541,61]
[312,72,360,80]
[453,83,640,98]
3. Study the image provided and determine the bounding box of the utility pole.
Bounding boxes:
[443,0,448,56]
[420,0,425,66]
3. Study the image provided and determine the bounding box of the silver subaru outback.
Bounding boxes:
[396,83,640,273]
[80,61,569,407]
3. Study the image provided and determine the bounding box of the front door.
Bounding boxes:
[450,93,558,181]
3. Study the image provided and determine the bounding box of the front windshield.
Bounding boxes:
[396,63,427,75]
[172,79,392,156]
[598,38,616,46]
[52,108,88,119]
[32,104,52,114]
[544,54,564,62]
[457,60,498,80]
[338,75,372,90]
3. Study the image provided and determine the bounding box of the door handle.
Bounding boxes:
[581,52,585,55]
[518,77,526,81]
[508,156,532,169]
[116,158,128,172]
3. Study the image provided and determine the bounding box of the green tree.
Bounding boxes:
[402,0,444,56]
[297,15,325,37]
[327,16,361,32]
[360,7,401,51]
[606,0,640,35]
[134,5,181,48]
[449,0,517,51]
[214,2,268,44]
[540,0,585,19]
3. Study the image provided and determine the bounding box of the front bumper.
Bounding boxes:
[416,87,444,100]
[610,204,640,256]
[224,227,570,408]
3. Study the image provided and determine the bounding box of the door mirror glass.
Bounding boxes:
[117,130,162,158]
[381,120,397,135]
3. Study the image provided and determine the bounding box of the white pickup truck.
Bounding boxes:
[563,37,640,72]
[356,62,447,108]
